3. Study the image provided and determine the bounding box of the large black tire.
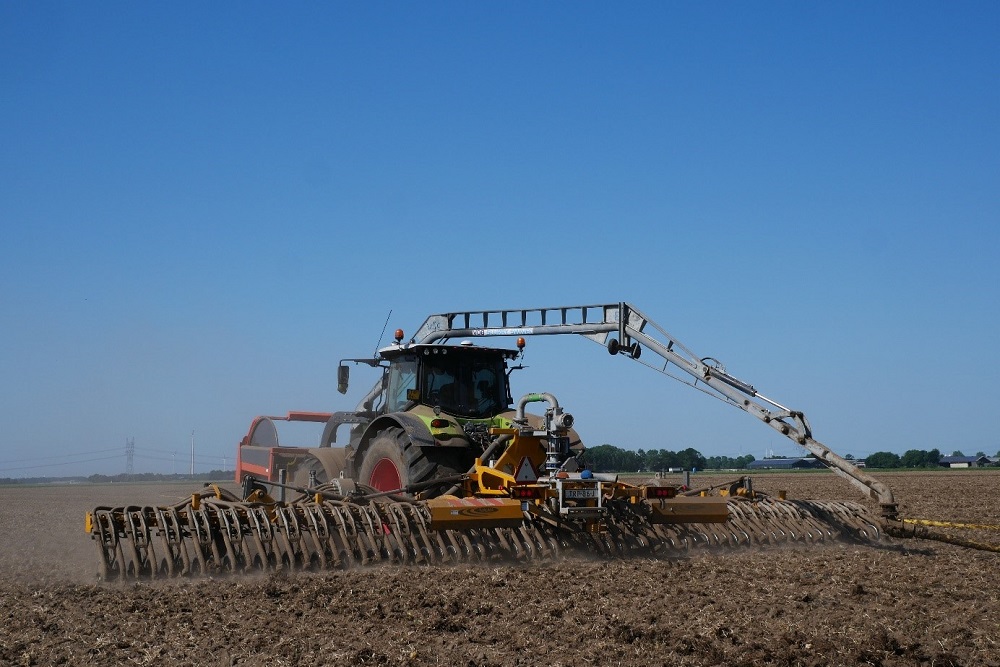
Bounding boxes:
[357,427,467,495]
[287,459,327,489]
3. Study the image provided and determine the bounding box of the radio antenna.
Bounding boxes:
[374,309,393,356]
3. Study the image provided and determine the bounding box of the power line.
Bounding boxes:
[133,452,231,465]
[133,445,231,461]
[0,447,123,465]
[0,454,123,472]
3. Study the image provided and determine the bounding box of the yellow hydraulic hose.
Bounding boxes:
[902,518,1000,531]
[889,519,1000,553]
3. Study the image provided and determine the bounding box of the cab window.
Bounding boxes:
[420,352,508,418]
[386,357,418,412]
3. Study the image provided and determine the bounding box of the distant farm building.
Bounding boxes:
[938,455,992,469]
[746,457,825,470]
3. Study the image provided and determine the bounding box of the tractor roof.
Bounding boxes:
[378,342,521,361]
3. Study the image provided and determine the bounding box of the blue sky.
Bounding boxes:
[2,2,998,476]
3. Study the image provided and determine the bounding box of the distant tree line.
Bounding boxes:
[581,445,755,472]
[863,448,998,469]
[864,449,943,468]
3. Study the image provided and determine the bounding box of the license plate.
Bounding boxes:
[564,488,598,499]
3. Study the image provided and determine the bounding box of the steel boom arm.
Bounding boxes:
[412,302,897,518]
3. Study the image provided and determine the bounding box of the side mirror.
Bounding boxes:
[337,365,349,394]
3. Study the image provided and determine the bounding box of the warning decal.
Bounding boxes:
[514,456,538,483]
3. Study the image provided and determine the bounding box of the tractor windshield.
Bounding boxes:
[420,349,509,419]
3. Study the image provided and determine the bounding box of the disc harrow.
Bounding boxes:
[88,493,885,582]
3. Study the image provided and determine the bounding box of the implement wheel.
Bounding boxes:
[357,427,466,495]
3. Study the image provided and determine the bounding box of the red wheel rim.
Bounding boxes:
[369,458,402,491]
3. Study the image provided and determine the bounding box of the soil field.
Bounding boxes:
[2,471,999,666]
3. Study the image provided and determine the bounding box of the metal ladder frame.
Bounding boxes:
[407,302,897,517]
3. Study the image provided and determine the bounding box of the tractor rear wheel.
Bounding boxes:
[287,459,327,489]
[357,427,466,495]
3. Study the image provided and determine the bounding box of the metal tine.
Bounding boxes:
[757,500,823,545]
[344,505,377,565]
[166,507,193,575]
[431,526,455,563]
[135,508,160,577]
[334,503,366,564]
[358,505,390,564]
[180,507,207,576]
[633,520,663,551]
[444,528,472,562]
[476,528,502,561]
[462,529,486,562]
[503,527,532,560]
[382,503,417,563]
[601,518,633,557]
[328,504,362,565]
[348,504,380,564]
[810,501,862,541]
[300,504,329,570]
[643,523,675,555]
[517,523,547,560]
[385,503,416,563]
[719,511,752,547]
[121,507,148,579]
[268,506,293,571]
[789,502,837,542]
[372,503,402,563]
[610,518,649,554]
[734,502,782,545]
[232,507,263,572]
[637,523,671,555]
[189,506,222,575]
[273,505,304,571]
[417,521,450,565]
[463,529,488,561]
[487,526,519,560]
[233,505,260,572]
[213,506,242,574]
[152,508,178,578]
[315,503,344,568]
[327,503,357,568]
[833,501,879,538]
[738,500,782,544]
[401,503,437,564]
[424,518,455,564]
[583,530,610,558]
[833,502,880,540]
[673,524,699,553]
[444,526,478,562]
[531,522,559,558]
[360,504,392,563]
[244,505,276,571]
[92,509,122,581]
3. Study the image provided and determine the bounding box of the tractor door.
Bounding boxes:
[386,356,418,413]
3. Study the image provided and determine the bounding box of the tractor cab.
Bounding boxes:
[378,343,520,419]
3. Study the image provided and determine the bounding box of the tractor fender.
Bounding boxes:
[350,413,449,476]
[361,413,437,449]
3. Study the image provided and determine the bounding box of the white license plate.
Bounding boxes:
[564,488,598,499]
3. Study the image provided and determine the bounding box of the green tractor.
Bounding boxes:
[236,330,579,494]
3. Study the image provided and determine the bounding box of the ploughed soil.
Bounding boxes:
[2,471,999,666]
